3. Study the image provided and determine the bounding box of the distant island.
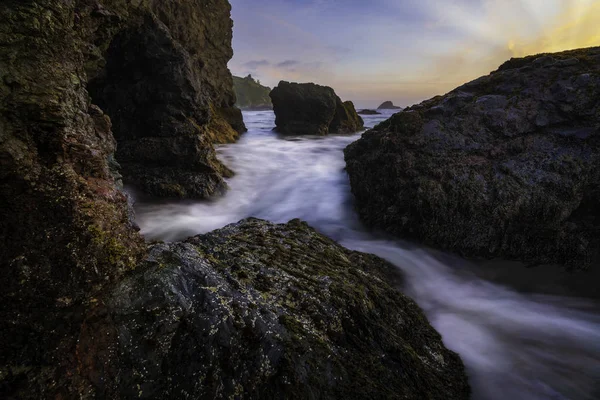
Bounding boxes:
[358,109,381,115]
[377,101,402,110]
[233,74,272,110]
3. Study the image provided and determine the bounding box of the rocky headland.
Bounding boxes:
[345,47,600,268]
[234,74,272,110]
[270,81,364,135]
[0,1,469,398]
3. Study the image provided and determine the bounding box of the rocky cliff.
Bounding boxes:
[233,74,272,109]
[0,0,240,395]
[270,81,364,135]
[345,47,600,268]
[86,0,247,198]
[1,3,147,395]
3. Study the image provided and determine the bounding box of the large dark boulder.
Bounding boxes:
[270,81,364,135]
[75,219,470,400]
[345,47,600,268]
[377,101,402,110]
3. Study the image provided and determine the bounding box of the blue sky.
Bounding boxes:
[229,0,600,108]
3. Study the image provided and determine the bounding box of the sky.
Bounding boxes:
[229,0,600,109]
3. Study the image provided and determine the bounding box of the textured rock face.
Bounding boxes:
[233,74,272,110]
[378,101,402,109]
[345,47,600,268]
[88,0,246,198]
[0,0,240,395]
[270,81,364,135]
[0,1,146,391]
[76,219,470,400]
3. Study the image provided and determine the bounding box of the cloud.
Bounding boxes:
[276,60,300,68]
[327,45,352,56]
[243,60,271,69]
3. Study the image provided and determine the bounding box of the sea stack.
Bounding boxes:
[345,47,600,268]
[377,101,402,109]
[270,81,364,135]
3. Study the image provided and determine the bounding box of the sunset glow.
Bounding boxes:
[229,0,600,108]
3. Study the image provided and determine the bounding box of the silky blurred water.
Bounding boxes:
[132,110,600,400]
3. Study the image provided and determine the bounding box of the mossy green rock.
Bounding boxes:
[345,47,600,268]
[234,74,272,110]
[75,219,470,399]
[270,81,364,135]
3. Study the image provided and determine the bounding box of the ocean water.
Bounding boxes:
[132,110,600,400]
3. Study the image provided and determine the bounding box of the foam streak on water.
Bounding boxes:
[133,111,600,400]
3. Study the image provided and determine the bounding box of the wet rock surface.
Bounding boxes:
[77,219,470,400]
[270,81,364,135]
[0,2,147,394]
[345,47,600,268]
